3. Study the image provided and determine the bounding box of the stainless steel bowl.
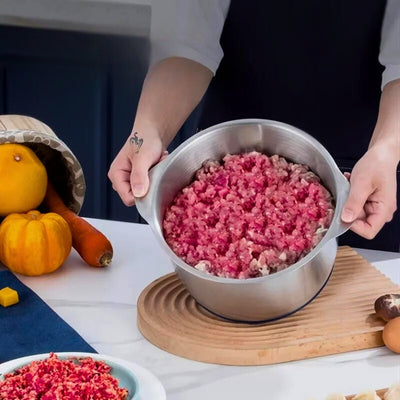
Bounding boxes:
[136,119,351,322]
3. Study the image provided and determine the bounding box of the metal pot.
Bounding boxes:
[136,119,351,322]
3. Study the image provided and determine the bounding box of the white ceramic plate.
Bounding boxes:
[0,352,166,400]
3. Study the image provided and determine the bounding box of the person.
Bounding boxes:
[108,0,400,250]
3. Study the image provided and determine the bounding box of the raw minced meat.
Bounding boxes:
[163,151,334,279]
[0,353,129,400]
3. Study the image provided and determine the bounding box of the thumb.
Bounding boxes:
[341,177,372,223]
[130,152,154,198]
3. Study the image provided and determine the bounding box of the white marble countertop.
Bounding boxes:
[6,218,400,399]
[0,0,151,36]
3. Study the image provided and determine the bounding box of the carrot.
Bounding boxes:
[43,182,113,267]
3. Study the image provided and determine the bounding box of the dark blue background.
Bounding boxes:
[0,23,398,252]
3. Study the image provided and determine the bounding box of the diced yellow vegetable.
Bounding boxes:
[0,286,19,307]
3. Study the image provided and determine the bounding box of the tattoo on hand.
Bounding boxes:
[129,132,143,153]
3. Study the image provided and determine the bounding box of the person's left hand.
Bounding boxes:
[341,144,398,239]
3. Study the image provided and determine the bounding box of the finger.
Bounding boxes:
[160,150,169,162]
[364,199,396,222]
[108,168,135,206]
[349,211,387,240]
[354,206,367,221]
[341,176,373,223]
[344,172,351,181]
[130,152,155,198]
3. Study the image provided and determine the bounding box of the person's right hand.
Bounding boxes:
[108,129,166,206]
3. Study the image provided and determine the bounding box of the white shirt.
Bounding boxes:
[150,0,400,90]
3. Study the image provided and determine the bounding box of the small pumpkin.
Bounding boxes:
[0,210,72,276]
[0,144,48,217]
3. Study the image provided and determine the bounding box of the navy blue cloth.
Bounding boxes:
[0,271,96,363]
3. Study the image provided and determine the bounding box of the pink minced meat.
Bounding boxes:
[163,152,334,279]
[0,353,128,400]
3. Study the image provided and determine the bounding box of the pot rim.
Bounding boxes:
[137,118,351,284]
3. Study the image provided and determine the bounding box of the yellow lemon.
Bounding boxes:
[0,144,48,216]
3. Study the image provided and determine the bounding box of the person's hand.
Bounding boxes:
[341,144,398,239]
[108,129,166,206]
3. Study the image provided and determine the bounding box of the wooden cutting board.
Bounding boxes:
[137,246,399,366]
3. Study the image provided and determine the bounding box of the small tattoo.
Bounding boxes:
[129,132,143,153]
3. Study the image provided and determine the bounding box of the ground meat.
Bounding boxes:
[163,152,334,279]
[0,353,129,400]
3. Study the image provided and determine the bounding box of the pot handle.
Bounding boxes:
[325,170,352,240]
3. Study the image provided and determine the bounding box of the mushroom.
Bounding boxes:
[374,294,400,321]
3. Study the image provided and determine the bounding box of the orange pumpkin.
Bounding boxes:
[0,210,72,276]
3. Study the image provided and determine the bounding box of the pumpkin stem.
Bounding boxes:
[27,210,40,220]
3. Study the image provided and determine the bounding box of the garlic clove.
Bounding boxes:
[384,383,400,400]
[325,394,346,400]
[352,391,381,400]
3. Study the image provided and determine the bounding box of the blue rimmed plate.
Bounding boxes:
[0,352,166,400]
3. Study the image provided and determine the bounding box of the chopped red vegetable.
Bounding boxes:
[0,353,128,400]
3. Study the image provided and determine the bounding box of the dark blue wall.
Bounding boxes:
[0,25,150,222]
[1,25,398,251]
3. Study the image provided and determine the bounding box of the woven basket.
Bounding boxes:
[0,115,85,214]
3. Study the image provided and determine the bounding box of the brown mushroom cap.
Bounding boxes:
[374,294,400,322]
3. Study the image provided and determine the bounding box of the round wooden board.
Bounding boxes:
[137,247,399,366]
